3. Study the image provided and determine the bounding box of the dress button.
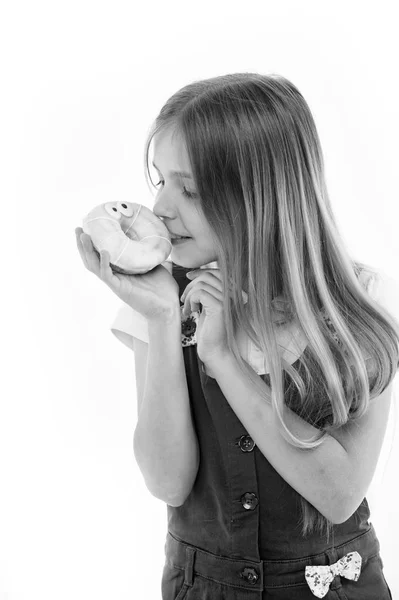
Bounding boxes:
[238,434,255,452]
[241,492,259,510]
[239,567,259,584]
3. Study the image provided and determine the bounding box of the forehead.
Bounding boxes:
[152,127,191,171]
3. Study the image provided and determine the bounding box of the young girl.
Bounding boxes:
[77,73,398,599]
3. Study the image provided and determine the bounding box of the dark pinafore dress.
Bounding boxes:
[160,262,393,600]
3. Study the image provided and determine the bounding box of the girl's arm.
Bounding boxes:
[206,351,393,524]
[133,310,200,506]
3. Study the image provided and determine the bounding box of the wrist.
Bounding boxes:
[148,304,182,327]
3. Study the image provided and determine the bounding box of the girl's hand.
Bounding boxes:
[180,268,231,364]
[75,227,180,321]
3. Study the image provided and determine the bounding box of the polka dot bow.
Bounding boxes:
[305,551,362,598]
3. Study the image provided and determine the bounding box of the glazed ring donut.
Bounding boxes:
[82,201,173,275]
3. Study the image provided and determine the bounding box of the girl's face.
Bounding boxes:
[152,127,218,269]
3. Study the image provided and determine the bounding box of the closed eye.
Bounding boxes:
[154,179,198,199]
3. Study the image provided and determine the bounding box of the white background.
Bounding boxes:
[1,0,398,598]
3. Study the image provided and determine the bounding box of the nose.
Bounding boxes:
[152,193,175,222]
[152,202,164,219]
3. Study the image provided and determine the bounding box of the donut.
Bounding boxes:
[82,201,173,275]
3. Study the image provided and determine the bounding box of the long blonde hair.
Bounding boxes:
[143,73,399,541]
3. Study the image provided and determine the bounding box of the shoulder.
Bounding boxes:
[362,265,399,320]
[357,265,378,292]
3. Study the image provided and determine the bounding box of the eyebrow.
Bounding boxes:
[152,160,193,179]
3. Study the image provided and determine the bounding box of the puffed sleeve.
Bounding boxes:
[109,259,174,350]
[368,268,399,323]
[363,267,399,396]
[110,303,149,350]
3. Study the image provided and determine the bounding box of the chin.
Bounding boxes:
[171,244,218,269]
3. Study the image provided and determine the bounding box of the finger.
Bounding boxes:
[195,270,236,296]
[99,250,113,282]
[181,274,222,304]
[75,228,89,270]
[199,270,247,303]
[190,288,223,316]
[190,268,221,280]
[180,281,193,303]
[187,270,224,293]
[80,233,101,276]
[182,291,201,318]
[183,284,223,317]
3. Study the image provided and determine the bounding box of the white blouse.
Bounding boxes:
[109,260,399,376]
